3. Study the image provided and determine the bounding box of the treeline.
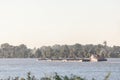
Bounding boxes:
[0,43,120,58]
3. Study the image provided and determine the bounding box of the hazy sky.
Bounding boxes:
[0,0,120,48]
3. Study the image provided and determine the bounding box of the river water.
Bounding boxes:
[0,58,120,80]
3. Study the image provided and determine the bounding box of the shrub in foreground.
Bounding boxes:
[0,72,111,80]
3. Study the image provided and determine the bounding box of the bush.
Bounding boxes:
[0,72,111,80]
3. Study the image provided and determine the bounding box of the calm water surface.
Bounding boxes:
[0,58,120,80]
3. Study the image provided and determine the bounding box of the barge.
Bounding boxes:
[38,54,107,62]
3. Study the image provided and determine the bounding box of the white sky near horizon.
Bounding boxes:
[0,0,120,48]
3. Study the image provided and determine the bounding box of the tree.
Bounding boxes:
[34,48,42,58]
[59,45,70,58]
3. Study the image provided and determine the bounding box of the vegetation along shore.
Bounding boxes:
[0,42,120,58]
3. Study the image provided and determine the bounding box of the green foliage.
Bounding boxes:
[0,43,120,58]
[0,72,111,80]
[41,73,86,80]
[63,76,69,80]
[27,72,31,80]
[69,75,85,80]
[104,72,111,80]
[41,77,51,80]
[53,73,62,80]
[26,72,36,80]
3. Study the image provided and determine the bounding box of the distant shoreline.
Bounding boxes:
[0,43,120,58]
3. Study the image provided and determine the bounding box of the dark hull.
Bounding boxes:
[98,58,107,61]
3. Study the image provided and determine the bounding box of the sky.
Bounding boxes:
[0,0,120,48]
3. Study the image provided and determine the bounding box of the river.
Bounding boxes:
[0,58,120,80]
